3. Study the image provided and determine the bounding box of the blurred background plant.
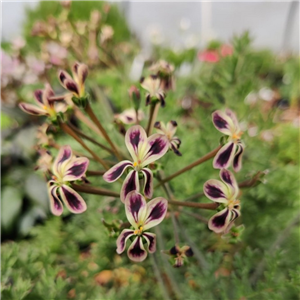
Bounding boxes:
[1,1,299,300]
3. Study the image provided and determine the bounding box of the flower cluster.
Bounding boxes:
[47,146,89,216]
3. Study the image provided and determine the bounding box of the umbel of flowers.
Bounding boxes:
[18,59,252,264]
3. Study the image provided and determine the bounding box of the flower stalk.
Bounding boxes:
[59,122,109,170]
[71,183,119,198]
[146,102,160,136]
[157,145,222,186]
[167,200,218,210]
[84,101,122,160]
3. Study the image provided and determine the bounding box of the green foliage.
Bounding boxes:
[2,2,300,300]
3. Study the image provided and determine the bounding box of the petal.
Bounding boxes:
[219,169,238,197]
[116,229,135,254]
[213,142,236,170]
[63,157,89,181]
[203,179,229,203]
[231,208,241,221]
[34,89,43,105]
[143,197,168,230]
[125,125,148,162]
[142,134,169,166]
[58,70,80,95]
[19,103,47,116]
[52,146,73,177]
[127,236,148,262]
[72,62,88,85]
[170,140,182,156]
[233,143,244,172]
[59,185,87,214]
[154,121,167,134]
[141,168,153,199]
[208,208,232,234]
[42,84,55,107]
[212,110,235,135]
[125,191,147,228]
[143,232,156,253]
[47,181,63,216]
[225,109,240,132]
[103,160,133,183]
[120,170,140,203]
[166,120,178,138]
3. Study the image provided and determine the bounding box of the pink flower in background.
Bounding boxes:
[198,50,219,63]
[220,44,233,57]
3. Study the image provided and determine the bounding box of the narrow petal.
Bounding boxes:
[143,232,156,253]
[225,109,240,132]
[19,103,47,116]
[213,142,236,170]
[63,157,89,181]
[34,90,43,105]
[58,70,79,95]
[208,208,232,233]
[203,179,229,203]
[141,168,153,199]
[59,185,87,214]
[127,236,147,262]
[125,191,147,228]
[233,144,244,172]
[42,84,55,107]
[52,145,73,177]
[103,160,133,183]
[125,125,148,162]
[120,170,140,203]
[212,110,234,135]
[142,134,169,166]
[170,141,182,156]
[143,197,168,230]
[166,120,178,138]
[231,208,241,221]
[72,62,88,85]
[116,229,134,254]
[47,181,63,216]
[220,169,238,197]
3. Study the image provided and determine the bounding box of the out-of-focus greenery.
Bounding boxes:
[1,2,300,300]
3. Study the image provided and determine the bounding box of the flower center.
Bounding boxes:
[134,226,143,235]
[231,131,243,142]
[227,199,240,210]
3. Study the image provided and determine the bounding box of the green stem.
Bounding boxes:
[168,200,218,210]
[86,170,105,176]
[156,145,221,186]
[71,183,119,198]
[85,101,122,160]
[60,122,109,170]
[146,102,160,136]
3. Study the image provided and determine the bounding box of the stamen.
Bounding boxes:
[133,162,138,167]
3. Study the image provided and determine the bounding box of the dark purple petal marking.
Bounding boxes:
[34,90,43,104]
[103,161,132,182]
[159,93,166,107]
[213,113,230,130]
[171,142,182,156]
[48,184,63,216]
[231,208,241,221]
[142,168,153,198]
[128,192,144,223]
[66,160,88,178]
[59,71,67,84]
[124,171,138,201]
[58,147,72,166]
[116,229,134,254]
[128,236,147,261]
[215,142,235,168]
[233,144,244,172]
[145,94,151,106]
[60,186,85,212]
[19,103,45,116]
[220,169,234,186]
[211,208,230,228]
[66,81,79,95]
[143,232,156,253]
[154,121,162,129]
[146,201,166,223]
[147,136,168,156]
[204,183,225,199]
[130,129,142,151]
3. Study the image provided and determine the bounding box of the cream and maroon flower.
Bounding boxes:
[19,84,65,117]
[212,109,244,172]
[48,145,89,216]
[114,108,145,125]
[58,62,88,99]
[116,191,168,262]
[103,125,169,202]
[203,169,241,234]
[154,120,182,156]
[140,75,166,107]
